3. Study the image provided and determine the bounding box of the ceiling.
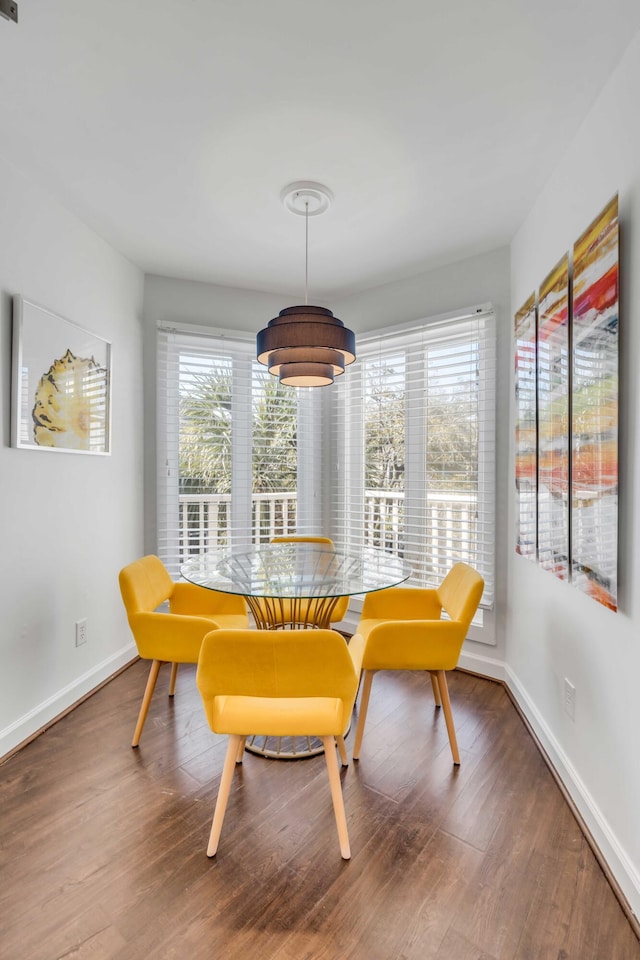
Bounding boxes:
[1,0,639,300]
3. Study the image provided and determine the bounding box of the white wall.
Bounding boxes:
[509,31,640,917]
[0,154,145,757]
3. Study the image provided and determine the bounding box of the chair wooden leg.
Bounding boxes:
[132,660,162,748]
[322,737,351,860]
[207,735,242,857]
[235,736,246,763]
[336,735,348,766]
[168,662,179,697]
[436,670,460,765]
[353,670,374,760]
[430,671,442,707]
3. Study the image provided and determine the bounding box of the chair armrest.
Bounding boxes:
[361,587,442,620]
[170,582,247,616]
[363,619,467,672]
[129,611,221,663]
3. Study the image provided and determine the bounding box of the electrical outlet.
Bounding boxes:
[564,678,575,721]
[0,0,18,24]
[75,618,87,647]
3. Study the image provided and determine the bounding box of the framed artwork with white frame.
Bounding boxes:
[11,296,112,455]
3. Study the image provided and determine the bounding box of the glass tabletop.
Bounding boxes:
[180,542,413,599]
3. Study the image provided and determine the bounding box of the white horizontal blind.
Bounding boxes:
[157,326,323,577]
[329,308,496,606]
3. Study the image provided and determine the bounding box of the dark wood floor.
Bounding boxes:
[1,660,639,960]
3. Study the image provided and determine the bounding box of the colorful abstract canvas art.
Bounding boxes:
[537,255,570,580]
[515,294,537,560]
[571,195,618,611]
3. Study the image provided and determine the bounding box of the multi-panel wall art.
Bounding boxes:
[571,197,619,610]
[514,294,537,560]
[537,255,570,581]
[513,194,619,611]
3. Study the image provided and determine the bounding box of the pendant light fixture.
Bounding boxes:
[256,182,356,387]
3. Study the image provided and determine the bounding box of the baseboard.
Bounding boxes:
[0,643,137,762]
[505,664,640,930]
[337,610,360,636]
[458,649,506,682]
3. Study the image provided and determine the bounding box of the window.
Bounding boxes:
[157,327,323,576]
[329,307,496,607]
[157,306,496,612]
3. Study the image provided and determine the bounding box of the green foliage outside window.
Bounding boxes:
[178,364,297,495]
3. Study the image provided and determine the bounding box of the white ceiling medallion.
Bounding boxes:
[280,181,333,217]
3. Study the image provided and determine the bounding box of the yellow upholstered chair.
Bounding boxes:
[353,562,484,766]
[118,555,248,747]
[269,535,350,624]
[196,627,365,859]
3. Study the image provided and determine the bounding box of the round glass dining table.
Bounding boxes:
[180,541,412,759]
[180,541,413,630]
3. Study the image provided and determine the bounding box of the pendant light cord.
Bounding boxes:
[304,199,309,306]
